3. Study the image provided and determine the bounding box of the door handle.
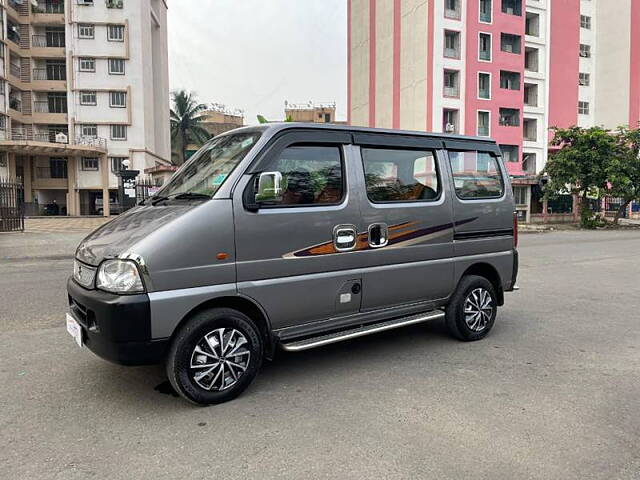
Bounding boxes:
[333,224,357,252]
[368,223,389,248]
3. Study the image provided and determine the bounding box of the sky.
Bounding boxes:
[167,0,347,125]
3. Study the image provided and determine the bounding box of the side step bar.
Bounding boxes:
[280,310,445,352]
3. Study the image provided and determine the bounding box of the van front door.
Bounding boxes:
[233,131,365,331]
[352,135,455,312]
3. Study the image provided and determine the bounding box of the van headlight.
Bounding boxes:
[96,259,145,294]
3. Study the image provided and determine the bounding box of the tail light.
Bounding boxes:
[513,212,518,248]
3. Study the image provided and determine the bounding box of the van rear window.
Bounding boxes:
[361,148,440,203]
[448,151,504,199]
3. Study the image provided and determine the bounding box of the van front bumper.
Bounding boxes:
[66,277,168,366]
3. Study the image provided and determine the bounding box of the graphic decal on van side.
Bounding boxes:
[283,217,478,258]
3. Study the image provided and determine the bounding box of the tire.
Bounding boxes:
[445,275,498,342]
[166,307,263,405]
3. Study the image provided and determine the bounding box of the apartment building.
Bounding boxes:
[348,0,640,221]
[0,0,170,216]
[285,101,338,123]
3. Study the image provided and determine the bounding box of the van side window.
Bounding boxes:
[448,151,504,199]
[266,145,344,206]
[361,148,440,203]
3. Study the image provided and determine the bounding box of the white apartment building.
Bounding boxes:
[0,0,170,216]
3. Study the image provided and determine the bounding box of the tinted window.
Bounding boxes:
[449,151,504,199]
[362,148,440,203]
[265,145,343,206]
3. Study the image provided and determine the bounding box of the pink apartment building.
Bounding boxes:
[348,0,640,220]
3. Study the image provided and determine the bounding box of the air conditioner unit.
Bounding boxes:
[77,0,94,5]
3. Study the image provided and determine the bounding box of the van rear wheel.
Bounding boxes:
[445,275,497,341]
[166,308,263,405]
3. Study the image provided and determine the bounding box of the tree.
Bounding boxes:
[544,126,616,227]
[606,126,640,223]
[257,114,293,124]
[170,90,211,165]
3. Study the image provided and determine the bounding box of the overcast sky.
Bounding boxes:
[167,0,347,125]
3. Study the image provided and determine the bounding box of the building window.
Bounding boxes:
[580,15,591,29]
[323,113,331,122]
[443,109,459,134]
[499,108,520,127]
[49,158,68,179]
[81,157,99,171]
[444,0,461,19]
[108,58,125,75]
[578,101,590,115]
[78,24,94,39]
[523,118,537,141]
[580,44,591,58]
[79,91,97,105]
[524,83,538,106]
[443,69,460,98]
[45,27,65,47]
[106,0,124,8]
[479,33,491,61]
[79,57,95,72]
[499,144,519,163]
[513,186,527,205]
[479,0,492,23]
[500,33,521,54]
[110,124,127,140]
[80,124,97,137]
[525,47,539,72]
[110,156,126,173]
[109,91,126,108]
[526,12,540,36]
[47,92,67,113]
[77,0,94,4]
[444,30,461,58]
[500,70,521,90]
[579,72,591,86]
[523,153,537,174]
[477,111,490,137]
[478,72,491,99]
[502,0,522,16]
[107,25,125,42]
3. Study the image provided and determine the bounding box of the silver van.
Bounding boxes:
[66,124,519,405]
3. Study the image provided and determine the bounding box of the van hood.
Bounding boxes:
[75,204,199,266]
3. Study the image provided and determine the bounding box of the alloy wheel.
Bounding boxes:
[189,328,251,391]
[463,287,494,332]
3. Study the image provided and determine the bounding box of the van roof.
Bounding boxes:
[227,122,497,145]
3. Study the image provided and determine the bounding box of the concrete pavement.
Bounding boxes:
[0,230,639,479]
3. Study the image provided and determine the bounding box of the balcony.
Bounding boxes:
[32,0,65,14]
[32,67,66,81]
[0,127,107,157]
[31,30,66,57]
[10,63,21,79]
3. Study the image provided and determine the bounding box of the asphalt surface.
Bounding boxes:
[1,230,639,479]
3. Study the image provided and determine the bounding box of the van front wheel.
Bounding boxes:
[445,275,497,341]
[166,308,263,405]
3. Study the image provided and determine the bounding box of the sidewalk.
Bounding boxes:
[24,216,111,234]
[1,217,112,261]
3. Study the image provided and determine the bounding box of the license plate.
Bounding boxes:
[66,313,83,348]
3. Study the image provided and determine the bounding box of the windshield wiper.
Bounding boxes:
[172,192,211,200]
[147,192,210,206]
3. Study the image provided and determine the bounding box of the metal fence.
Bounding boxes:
[0,177,24,232]
[135,178,157,206]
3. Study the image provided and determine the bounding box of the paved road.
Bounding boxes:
[1,230,639,479]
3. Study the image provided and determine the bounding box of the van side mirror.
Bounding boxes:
[255,171,283,203]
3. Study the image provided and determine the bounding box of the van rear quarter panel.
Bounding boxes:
[449,155,516,290]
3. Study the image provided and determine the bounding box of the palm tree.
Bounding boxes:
[170,90,211,165]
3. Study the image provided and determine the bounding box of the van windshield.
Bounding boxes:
[156,131,261,198]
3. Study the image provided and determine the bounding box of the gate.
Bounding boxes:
[0,177,24,232]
